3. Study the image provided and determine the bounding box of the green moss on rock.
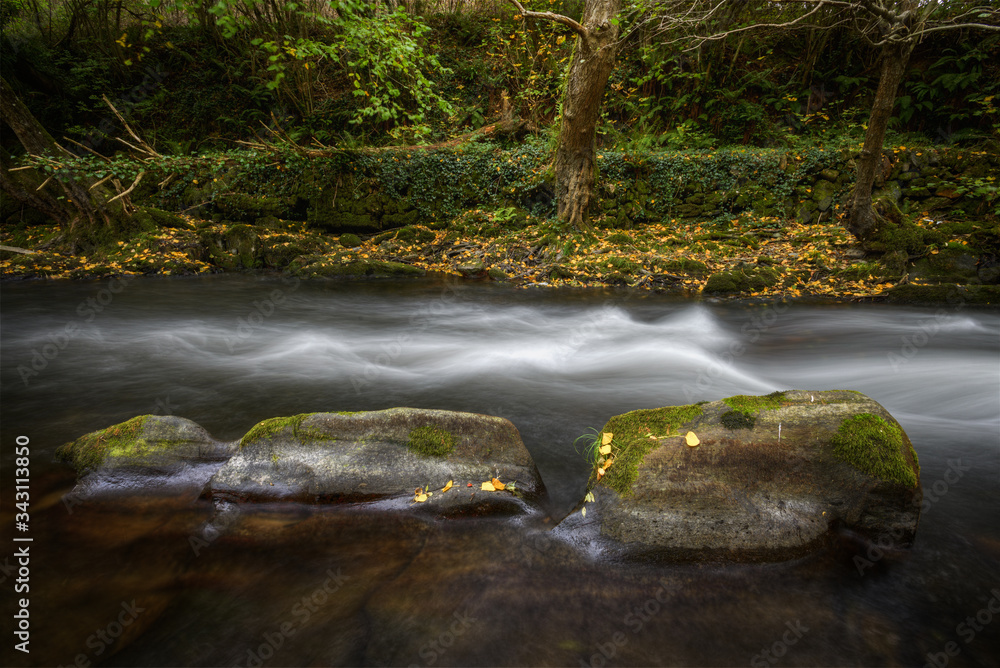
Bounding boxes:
[56,415,152,470]
[407,426,455,457]
[239,413,330,449]
[723,391,787,414]
[831,413,918,487]
[703,265,780,294]
[339,233,362,248]
[721,410,756,430]
[598,404,704,496]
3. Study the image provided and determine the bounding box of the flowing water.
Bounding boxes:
[1,275,998,667]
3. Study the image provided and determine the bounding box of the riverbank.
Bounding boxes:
[2,208,998,305]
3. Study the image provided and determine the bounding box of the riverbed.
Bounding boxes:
[1,275,998,666]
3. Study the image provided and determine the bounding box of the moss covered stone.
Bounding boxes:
[239,413,342,450]
[598,404,704,496]
[56,415,227,474]
[723,391,786,414]
[721,410,756,430]
[56,415,152,471]
[831,413,919,488]
[339,233,362,248]
[407,426,456,457]
[703,265,780,295]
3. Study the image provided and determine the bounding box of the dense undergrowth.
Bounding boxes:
[2,1,998,153]
[1,1,998,305]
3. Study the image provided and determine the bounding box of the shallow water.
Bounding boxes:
[1,275,998,666]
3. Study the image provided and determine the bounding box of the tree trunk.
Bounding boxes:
[0,76,132,246]
[844,39,914,241]
[553,0,620,229]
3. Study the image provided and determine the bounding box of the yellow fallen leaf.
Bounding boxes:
[481,481,496,492]
[414,493,428,502]
[599,444,612,455]
[442,480,453,492]
[603,457,613,471]
[685,431,700,447]
[601,432,613,445]
[491,478,506,491]
[597,467,605,476]
[581,506,587,517]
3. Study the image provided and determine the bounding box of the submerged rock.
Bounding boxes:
[590,390,922,561]
[207,408,546,515]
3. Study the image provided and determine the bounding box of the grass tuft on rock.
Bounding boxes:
[597,404,704,496]
[407,426,455,457]
[831,413,918,488]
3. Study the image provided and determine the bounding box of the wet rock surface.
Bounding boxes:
[592,390,923,561]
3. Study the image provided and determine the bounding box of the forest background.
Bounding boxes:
[1,0,998,301]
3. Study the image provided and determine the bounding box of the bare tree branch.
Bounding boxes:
[506,0,589,38]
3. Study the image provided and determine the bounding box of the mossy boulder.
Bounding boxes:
[703,265,780,295]
[590,390,922,561]
[207,408,546,516]
[56,415,233,473]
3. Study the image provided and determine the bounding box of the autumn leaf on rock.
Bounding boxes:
[491,478,506,491]
[685,431,700,447]
[442,480,453,493]
[599,444,612,455]
[481,481,496,492]
[601,432,613,445]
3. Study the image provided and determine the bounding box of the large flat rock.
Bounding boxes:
[591,390,922,561]
[207,408,545,515]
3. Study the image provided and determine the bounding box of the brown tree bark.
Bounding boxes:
[509,0,621,229]
[843,39,914,241]
[554,0,620,229]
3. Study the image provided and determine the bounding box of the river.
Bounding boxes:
[1,275,998,666]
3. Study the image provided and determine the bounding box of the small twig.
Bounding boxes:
[62,136,112,162]
[107,170,144,203]
[102,95,160,157]
[0,245,35,255]
[35,176,53,191]
[89,175,113,190]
